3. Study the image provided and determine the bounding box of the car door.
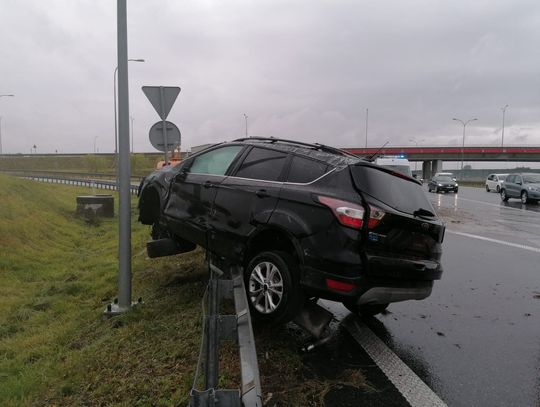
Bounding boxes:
[513,175,524,197]
[505,175,517,197]
[163,145,244,246]
[208,146,289,260]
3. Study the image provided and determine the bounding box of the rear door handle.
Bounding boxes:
[204,181,213,189]
[256,189,270,198]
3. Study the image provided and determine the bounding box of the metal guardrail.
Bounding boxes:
[19,174,139,195]
[1,169,144,182]
[190,262,262,407]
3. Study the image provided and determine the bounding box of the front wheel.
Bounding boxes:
[343,302,389,317]
[521,191,529,204]
[485,184,490,192]
[496,185,501,193]
[245,251,303,324]
[501,189,509,202]
[454,188,459,193]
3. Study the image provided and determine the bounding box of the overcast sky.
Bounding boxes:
[1,0,540,154]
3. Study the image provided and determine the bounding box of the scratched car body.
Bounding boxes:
[138,137,445,323]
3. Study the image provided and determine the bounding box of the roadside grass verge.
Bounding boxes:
[0,174,212,406]
[0,174,369,406]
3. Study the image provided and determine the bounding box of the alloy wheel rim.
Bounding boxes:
[522,193,527,204]
[248,261,284,314]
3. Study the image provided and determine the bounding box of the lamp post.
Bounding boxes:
[409,138,425,172]
[365,108,369,148]
[453,117,477,175]
[243,113,248,137]
[501,104,509,147]
[114,59,144,154]
[130,116,134,153]
[0,94,15,155]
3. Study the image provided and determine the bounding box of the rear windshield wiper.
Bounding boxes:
[413,208,436,218]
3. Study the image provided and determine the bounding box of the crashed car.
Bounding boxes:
[138,137,445,323]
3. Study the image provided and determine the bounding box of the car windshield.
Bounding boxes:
[436,176,453,182]
[380,165,412,177]
[498,175,507,181]
[523,174,540,183]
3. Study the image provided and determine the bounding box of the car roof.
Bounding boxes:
[232,137,364,167]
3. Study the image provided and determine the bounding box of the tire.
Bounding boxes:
[436,188,440,193]
[245,251,303,324]
[521,191,529,204]
[454,188,459,193]
[342,302,389,317]
[428,186,432,192]
[496,185,500,193]
[485,185,490,192]
[501,189,509,202]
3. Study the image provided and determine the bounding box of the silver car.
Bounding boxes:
[500,173,540,203]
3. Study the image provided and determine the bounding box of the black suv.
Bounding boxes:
[138,137,445,323]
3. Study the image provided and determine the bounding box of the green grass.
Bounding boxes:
[0,174,213,406]
[0,174,367,406]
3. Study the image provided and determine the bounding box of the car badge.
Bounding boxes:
[421,222,430,230]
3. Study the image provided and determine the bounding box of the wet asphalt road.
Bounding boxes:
[322,186,540,407]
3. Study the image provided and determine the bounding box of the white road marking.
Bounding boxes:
[343,318,447,407]
[446,230,540,253]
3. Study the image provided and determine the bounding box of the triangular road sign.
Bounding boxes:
[142,86,181,120]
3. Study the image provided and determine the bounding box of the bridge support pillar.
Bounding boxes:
[422,161,432,181]
[432,159,443,175]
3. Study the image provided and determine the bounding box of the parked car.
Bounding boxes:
[485,173,508,193]
[138,137,445,323]
[500,173,540,204]
[434,172,457,181]
[428,175,459,193]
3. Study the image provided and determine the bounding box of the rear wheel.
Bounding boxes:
[343,302,389,317]
[521,191,529,204]
[245,251,303,324]
[501,189,509,202]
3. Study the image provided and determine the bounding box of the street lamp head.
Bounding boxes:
[128,59,145,62]
[0,94,15,97]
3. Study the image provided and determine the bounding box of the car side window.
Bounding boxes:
[189,145,243,175]
[488,175,494,181]
[506,175,515,183]
[286,155,328,183]
[234,147,288,181]
[516,176,522,184]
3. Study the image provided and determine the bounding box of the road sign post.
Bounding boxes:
[142,86,181,162]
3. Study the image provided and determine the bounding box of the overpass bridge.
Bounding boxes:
[343,146,540,179]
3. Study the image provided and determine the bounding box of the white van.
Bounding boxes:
[375,156,413,177]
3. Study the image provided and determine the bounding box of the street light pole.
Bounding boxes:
[365,108,369,148]
[453,117,477,175]
[114,59,144,154]
[501,104,509,147]
[130,116,134,153]
[243,113,248,137]
[0,94,15,155]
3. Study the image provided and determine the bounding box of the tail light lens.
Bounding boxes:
[318,195,385,230]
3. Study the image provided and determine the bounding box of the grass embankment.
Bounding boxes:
[0,174,214,405]
[1,174,363,406]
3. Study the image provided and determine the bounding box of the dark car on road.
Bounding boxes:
[138,138,445,323]
[427,175,459,193]
[500,173,540,204]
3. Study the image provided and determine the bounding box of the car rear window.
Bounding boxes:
[351,165,434,215]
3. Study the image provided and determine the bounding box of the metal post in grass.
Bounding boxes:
[104,0,139,316]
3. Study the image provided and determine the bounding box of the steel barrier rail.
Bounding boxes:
[1,169,144,182]
[19,175,139,195]
[190,262,262,407]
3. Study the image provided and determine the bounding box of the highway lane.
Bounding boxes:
[319,185,540,407]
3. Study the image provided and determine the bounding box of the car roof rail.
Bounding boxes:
[233,137,358,158]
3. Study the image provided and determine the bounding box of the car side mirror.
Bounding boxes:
[516,181,522,185]
[174,166,189,181]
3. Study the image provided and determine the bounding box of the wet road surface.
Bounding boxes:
[317,186,540,407]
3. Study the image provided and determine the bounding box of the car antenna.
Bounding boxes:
[367,141,389,161]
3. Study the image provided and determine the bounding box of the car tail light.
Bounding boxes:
[317,195,385,230]
[326,278,356,292]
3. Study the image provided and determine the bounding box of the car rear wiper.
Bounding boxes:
[413,208,436,218]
